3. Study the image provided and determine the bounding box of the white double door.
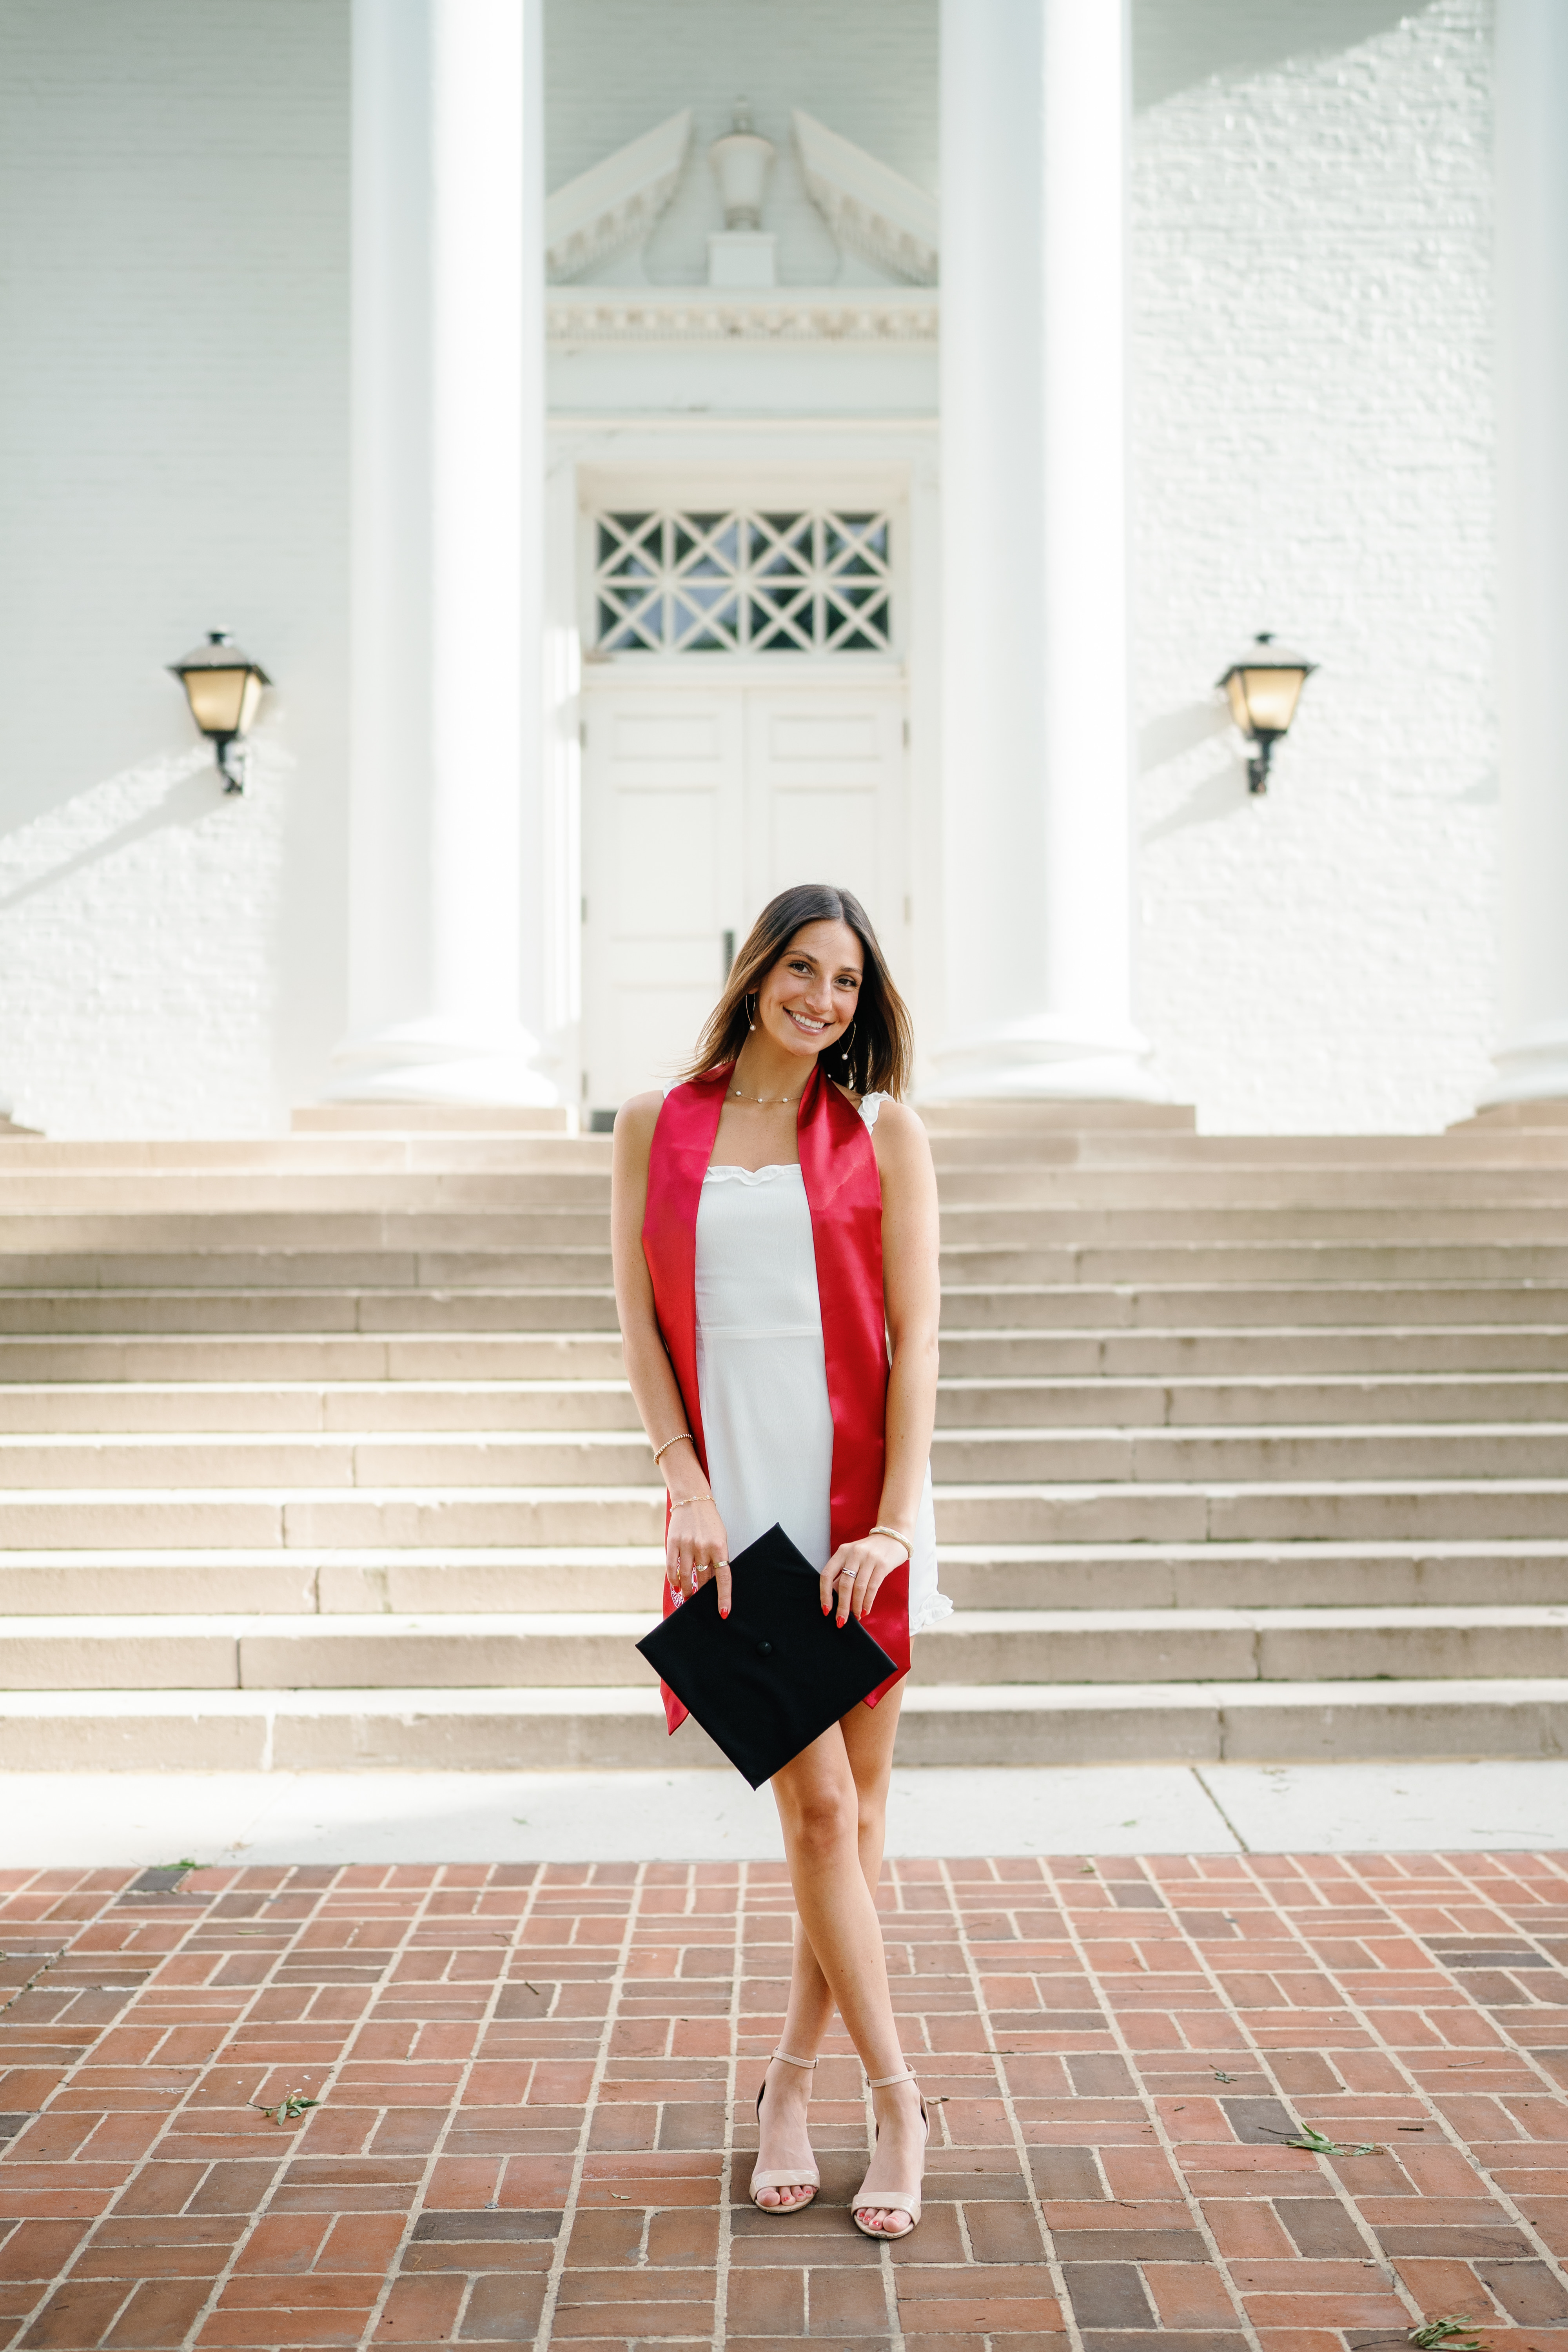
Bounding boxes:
[580,677,909,1113]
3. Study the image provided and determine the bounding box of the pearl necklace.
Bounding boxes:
[729,1082,801,1105]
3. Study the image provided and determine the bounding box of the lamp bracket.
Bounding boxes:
[1246,732,1281,796]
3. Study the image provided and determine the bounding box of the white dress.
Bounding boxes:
[693,1093,950,1635]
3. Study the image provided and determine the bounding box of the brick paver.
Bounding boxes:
[1,1851,1566,2350]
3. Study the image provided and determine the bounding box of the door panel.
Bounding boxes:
[581,681,907,1113]
[581,693,742,1111]
[746,688,909,974]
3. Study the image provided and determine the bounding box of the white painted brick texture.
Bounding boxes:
[1131,0,1497,1131]
[0,0,349,1137]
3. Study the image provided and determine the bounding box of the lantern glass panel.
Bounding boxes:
[1237,664,1307,736]
[182,667,258,737]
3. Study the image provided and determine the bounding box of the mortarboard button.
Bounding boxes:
[757,1640,773,1656]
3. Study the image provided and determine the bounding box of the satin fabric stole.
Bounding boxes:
[641,1063,908,1739]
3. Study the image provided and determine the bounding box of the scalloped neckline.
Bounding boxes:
[702,1162,802,1185]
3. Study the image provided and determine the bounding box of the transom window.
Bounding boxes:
[593,508,893,655]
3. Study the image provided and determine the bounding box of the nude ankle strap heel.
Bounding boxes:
[853,2067,929,2240]
[750,2051,820,2214]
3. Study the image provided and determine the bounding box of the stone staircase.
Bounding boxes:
[0,1099,1565,1769]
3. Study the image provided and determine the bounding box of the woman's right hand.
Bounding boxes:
[667,1495,733,1618]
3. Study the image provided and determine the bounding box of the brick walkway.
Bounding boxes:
[2,1854,1567,2352]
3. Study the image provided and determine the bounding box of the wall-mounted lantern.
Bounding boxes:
[168,630,271,794]
[1216,632,1317,795]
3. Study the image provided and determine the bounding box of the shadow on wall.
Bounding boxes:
[1134,0,1419,110]
[1138,701,1252,845]
[0,749,214,912]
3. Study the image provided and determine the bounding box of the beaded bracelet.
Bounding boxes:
[653,1432,693,1465]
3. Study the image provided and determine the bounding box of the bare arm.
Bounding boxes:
[610,1093,733,1614]
[821,1098,942,1626]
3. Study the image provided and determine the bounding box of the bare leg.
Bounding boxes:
[756,1688,924,2231]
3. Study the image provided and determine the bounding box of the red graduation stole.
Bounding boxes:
[641,1061,909,1735]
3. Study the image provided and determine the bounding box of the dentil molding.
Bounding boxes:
[546,287,938,343]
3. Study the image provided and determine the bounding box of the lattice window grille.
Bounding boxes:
[593,508,893,655]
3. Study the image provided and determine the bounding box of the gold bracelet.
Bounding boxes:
[668,1494,709,1512]
[653,1433,693,1465]
[867,1523,912,1559]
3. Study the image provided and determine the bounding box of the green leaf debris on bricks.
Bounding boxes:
[1261,2122,1377,2157]
[253,2088,320,2125]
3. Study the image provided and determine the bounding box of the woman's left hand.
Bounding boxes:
[820,1532,907,1628]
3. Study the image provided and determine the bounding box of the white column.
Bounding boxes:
[1480,0,1568,1108]
[330,0,554,1105]
[931,0,1157,1101]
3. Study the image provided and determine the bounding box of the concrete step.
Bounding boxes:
[933,1480,1568,1544]
[940,1242,1568,1283]
[10,1240,1568,1292]
[1,1324,1559,1386]
[289,1104,578,1133]
[2,1678,1565,1768]
[0,1420,1561,1488]
[0,1380,643,1434]
[0,1208,616,1250]
[939,1327,1568,1376]
[0,1333,630,1383]
[0,1144,614,1191]
[7,1198,1568,1248]
[3,1538,1565,1618]
[0,1547,661,1615]
[2,1155,1567,1216]
[926,1150,1568,1196]
[936,1373,1568,1426]
[7,1282,1568,1340]
[3,1369,1562,1435]
[5,1604,1565,1693]
[942,1284,1568,1329]
[0,1249,617,1291]
[0,1288,619,1335]
[938,1203,1568,1244]
[0,1428,658,1488]
[931,1423,1568,1483]
[918,1099,1199,1132]
[5,1477,1568,1551]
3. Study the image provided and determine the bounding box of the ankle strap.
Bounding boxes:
[867,2067,917,2089]
[772,2049,818,2070]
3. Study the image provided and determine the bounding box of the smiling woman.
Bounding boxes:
[682,879,912,1099]
[610,881,946,2240]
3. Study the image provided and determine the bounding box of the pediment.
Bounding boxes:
[546,110,692,283]
[792,109,938,286]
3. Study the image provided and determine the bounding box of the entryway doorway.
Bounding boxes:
[580,675,910,1117]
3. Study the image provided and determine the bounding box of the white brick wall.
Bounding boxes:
[1131,0,1497,1131]
[0,0,349,1137]
[0,0,1500,1137]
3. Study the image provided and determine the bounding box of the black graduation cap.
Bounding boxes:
[637,1521,897,1789]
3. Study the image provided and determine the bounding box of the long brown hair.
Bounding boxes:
[681,884,913,1098]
